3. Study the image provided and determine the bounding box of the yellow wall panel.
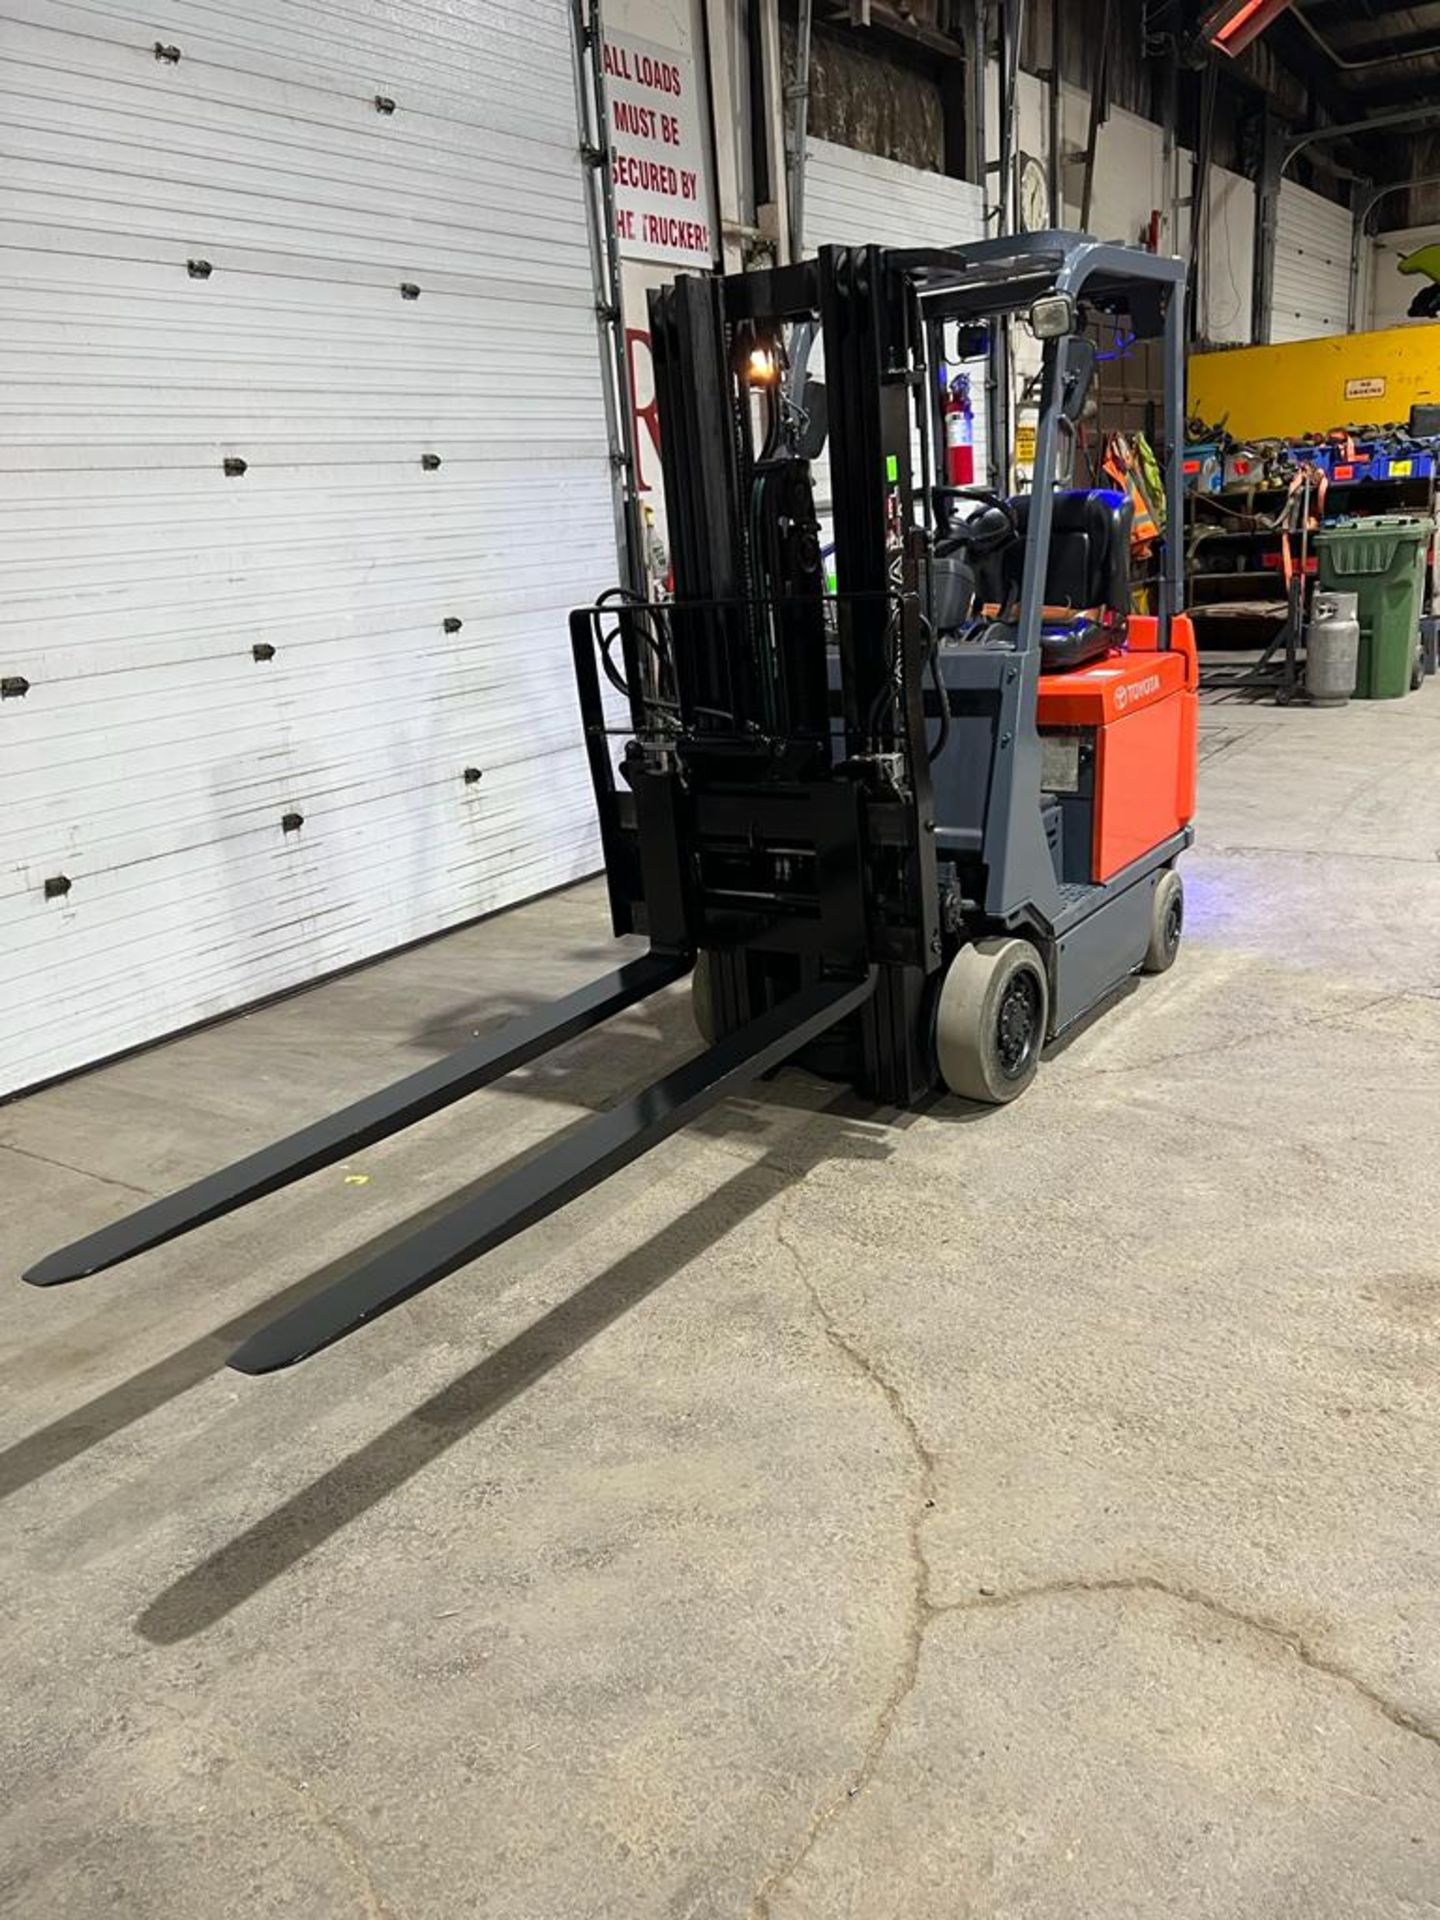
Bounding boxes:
[1188,327,1440,440]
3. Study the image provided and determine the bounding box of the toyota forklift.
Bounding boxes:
[25,234,1198,1372]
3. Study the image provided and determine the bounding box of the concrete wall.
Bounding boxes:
[1198,165,1254,346]
[1003,73,1252,347]
[1078,97,1184,253]
[1003,72,1184,252]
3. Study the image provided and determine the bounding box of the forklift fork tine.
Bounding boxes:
[22,954,690,1289]
[228,969,877,1375]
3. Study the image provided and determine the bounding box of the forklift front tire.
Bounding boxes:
[1142,869,1184,975]
[935,938,1048,1105]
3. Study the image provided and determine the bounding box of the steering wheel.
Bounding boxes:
[933,485,1019,557]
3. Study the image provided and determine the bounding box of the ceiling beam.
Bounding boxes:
[1338,70,1440,108]
[1323,28,1440,64]
[1292,15,1440,71]
[1300,0,1424,23]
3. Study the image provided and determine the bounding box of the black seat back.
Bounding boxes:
[1007,488,1133,615]
[935,488,1134,669]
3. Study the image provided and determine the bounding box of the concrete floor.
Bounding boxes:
[3,686,1440,1919]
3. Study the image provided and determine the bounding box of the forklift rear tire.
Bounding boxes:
[935,938,1049,1105]
[1142,869,1184,974]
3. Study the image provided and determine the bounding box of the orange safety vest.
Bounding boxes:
[1102,434,1161,551]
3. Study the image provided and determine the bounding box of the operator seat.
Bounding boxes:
[1008,488,1133,670]
[933,487,1135,669]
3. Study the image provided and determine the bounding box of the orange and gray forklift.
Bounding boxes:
[25,234,1197,1371]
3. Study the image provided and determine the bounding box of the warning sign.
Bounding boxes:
[604,33,714,269]
[1345,376,1387,401]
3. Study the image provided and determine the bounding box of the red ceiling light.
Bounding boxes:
[1201,0,1294,56]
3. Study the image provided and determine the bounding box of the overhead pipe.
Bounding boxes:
[1189,56,1219,340]
[1356,173,1440,231]
[1250,109,1282,343]
[1282,102,1440,174]
[782,0,815,416]
[1047,0,1061,225]
[748,0,769,212]
[997,0,1025,235]
[1078,0,1114,233]
[968,0,1004,489]
[569,0,644,592]
[784,0,814,262]
[963,0,987,190]
[694,0,728,267]
[1291,7,1440,73]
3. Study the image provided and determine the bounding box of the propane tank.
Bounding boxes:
[944,371,975,487]
[1304,591,1360,707]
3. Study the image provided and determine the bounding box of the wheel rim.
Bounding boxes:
[995,969,1043,1080]
[1163,891,1183,955]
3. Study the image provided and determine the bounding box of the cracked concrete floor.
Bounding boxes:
[3,686,1439,1919]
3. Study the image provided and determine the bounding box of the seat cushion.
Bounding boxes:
[1038,620,1116,671]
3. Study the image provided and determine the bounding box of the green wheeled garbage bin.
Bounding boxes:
[1314,514,1434,699]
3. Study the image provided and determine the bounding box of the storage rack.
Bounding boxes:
[1186,469,1437,697]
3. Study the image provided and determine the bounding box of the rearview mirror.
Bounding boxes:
[945,321,992,362]
[793,378,828,460]
[1058,335,1098,425]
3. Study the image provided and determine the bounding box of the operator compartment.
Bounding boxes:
[924,253,1199,902]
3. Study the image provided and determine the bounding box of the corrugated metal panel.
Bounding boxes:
[804,136,985,254]
[1272,180,1353,343]
[0,0,613,1096]
[803,137,989,512]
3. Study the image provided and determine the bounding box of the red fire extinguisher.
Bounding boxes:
[944,371,975,487]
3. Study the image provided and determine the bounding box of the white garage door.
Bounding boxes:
[803,137,990,511]
[1272,179,1352,342]
[0,0,615,1097]
[804,135,987,258]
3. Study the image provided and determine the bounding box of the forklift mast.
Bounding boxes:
[577,246,942,1106]
[25,236,1193,1373]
